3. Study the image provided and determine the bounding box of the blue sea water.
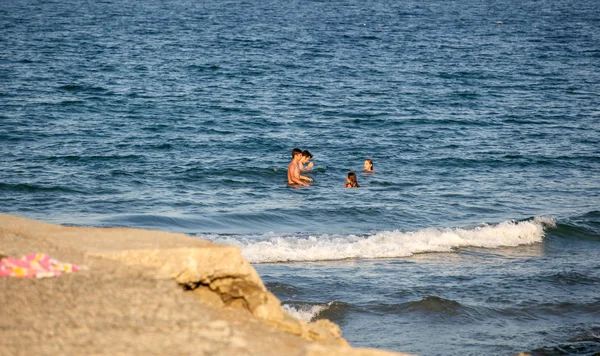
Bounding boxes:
[1,0,599,354]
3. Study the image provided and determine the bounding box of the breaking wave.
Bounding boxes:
[281,301,348,322]
[212,217,555,263]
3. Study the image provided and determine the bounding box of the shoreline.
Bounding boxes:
[0,214,410,355]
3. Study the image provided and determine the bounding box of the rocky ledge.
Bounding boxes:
[0,214,411,355]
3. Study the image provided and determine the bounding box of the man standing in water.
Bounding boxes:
[288,148,311,186]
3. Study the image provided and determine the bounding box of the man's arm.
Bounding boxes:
[290,164,308,186]
[299,162,314,172]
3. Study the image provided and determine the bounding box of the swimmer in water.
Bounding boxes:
[344,172,360,188]
[363,159,374,173]
[299,150,314,171]
[288,148,311,186]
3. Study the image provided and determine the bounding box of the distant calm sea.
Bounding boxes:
[1,0,599,354]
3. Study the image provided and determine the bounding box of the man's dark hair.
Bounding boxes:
[302,150,313,158]
[292,148,302,158]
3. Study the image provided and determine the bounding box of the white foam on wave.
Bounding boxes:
[282,303,331,322]
[212,218,556,263]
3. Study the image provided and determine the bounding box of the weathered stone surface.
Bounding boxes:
[192,285,225,308]
[0,214,414,355]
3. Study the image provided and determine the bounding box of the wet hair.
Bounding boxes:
[365,159,373,170]
[347,172,359,187]
[292,148,302,158]
[302,150,313,158]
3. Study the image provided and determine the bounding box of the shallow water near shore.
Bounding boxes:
[256,216,600,355]
[1,0,600,354]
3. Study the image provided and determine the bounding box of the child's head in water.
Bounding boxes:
[363,159,373,172]
[345,172,360,188]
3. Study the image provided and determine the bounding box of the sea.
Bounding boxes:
[1,0,599,355]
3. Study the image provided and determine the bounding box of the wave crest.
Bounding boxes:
[212,218,553,263]
[282,301,346,322]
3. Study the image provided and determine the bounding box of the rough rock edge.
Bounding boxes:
[88,246,350,346]
[1,214,413,355]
